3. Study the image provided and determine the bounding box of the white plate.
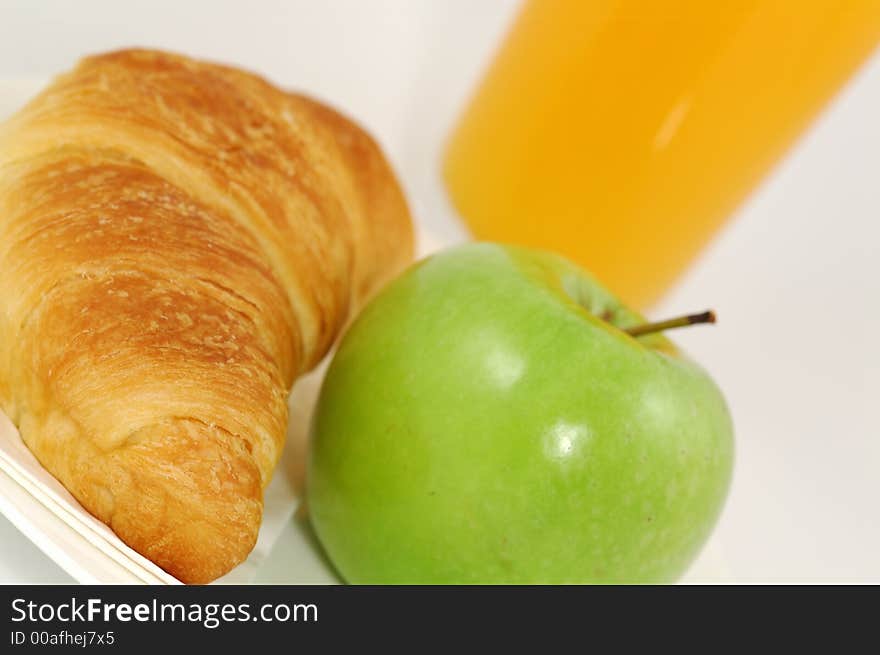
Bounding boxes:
[0,79,730,584]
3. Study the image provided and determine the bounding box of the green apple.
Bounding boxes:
[307,243,733,583]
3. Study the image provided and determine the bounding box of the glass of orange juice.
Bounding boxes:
[444,0,880,308]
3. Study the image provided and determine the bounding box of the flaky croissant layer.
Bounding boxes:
[0,49,414,583]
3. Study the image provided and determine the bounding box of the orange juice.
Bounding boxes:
[444,0,880,308]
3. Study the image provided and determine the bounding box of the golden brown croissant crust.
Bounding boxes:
[0,49,413,583]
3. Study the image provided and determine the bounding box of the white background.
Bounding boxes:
[0,0,878,583]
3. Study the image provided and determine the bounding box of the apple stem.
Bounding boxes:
[625,310,716,338]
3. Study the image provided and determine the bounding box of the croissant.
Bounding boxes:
[0,49,414,583]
